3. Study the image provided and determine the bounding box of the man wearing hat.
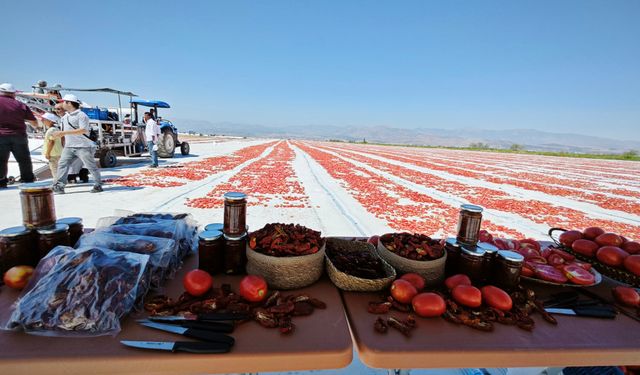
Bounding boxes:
[50,94,103,193]
[41,112,62,179]
[0,83,38,188]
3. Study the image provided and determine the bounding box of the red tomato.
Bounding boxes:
[623,255,640,276]
[572,239,599,258]
[493,238,510,250]
[444,274,472,290]
[411,293,446,318]
[519,239,541,252]
[547,253,566,268]
[521,265,535,277]
[596,246,629,267]
[183,269,213,297]
[239,275,268,302]
[517,247,541,260]
[583,227,605,240]
[525,255,548,264]
[400,273,426,291]
[563,265,595,285]
[551,248,575,262]
[390,279,418,304]
[559,230,583,247]
[478,230,493,243]
[452,285,482,308]
[533,264,568,284]
[481,285,513,311]
[622,241,640,255]
[595,233,624,248]
[612,286,640,307]
[3,265,34,290]
[367,235,380,247]
[570,261,592,271]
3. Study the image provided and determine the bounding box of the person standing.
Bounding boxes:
[41,112,62,179]
[51,94,103,193]
[0,83,38,188]
[144,111,160,168]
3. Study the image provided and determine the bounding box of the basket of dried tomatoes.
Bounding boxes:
[246,223,325,290]
[377,232,447,287]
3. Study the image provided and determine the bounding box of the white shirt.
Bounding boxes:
[62,109,94,148]
[145,118,160,142]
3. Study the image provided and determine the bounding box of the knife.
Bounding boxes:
[139,321,235,345]
[545,307,617,319]
[121,340,231,354]
[149,312,249,322]
[137,319,234,333]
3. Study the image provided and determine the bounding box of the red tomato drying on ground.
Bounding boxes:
[623,255,640,276]
[562,265,595,285]
[596,246,629,267]
[612,286,640,307]
[583,227,605,240]
[390,279,418,304]
[452,285,482,308]
[444,274,472,290]
[400,273,426,291]
[411,293,446,318]
[481,285,512,311]
[559,230,583,247]
[595,233,624,248]
[572,239,600,258]
[183,269,213,297]
[3,265,34,290]
[367,235,380,247]
[239,275,268,302]
[622,241,640,255]
[533,264,568,284]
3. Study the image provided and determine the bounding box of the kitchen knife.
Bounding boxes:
[149,312,249,322]
[139,321,235,345]
[121,340,231,354]
[137,319,234,333]
[545,307,617,319]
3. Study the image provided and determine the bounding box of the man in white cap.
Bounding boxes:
[41,112,62,179]
[0,83,38,188]
[50,94,103,193]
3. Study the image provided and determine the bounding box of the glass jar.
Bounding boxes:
[223,192,247,236]
[224,233,247,275]
[204,223,224,232]
[459,245,486,284]
[198,230,225,275]
[0,226,37,274]
[20,182,57,229]
[455,204,483,246]
[37,224,70,260]
[492,250,524,290]
[57,217,83,247]
[478,242,499,282]
[444,238,462,276]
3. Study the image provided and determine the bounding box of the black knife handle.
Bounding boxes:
[173,341,231,354]
[574,307,617,319]
[181,321,234,333]
[183,329,235,346]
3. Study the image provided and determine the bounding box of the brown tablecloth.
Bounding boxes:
[0,256,352,375]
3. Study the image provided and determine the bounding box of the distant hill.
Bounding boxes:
[177,119,640,154]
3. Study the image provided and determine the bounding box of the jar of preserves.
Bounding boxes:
[459,245,486,283]
[204,223,224,232]
[223,192,247,236]
[455,204,483,246]
[478,242,499,282]
[444,238,462,276]
[20,182,57,229]
[492,250,524,290]
[37,224,70,260]
[0,226,36,274]
[223,233,247,275]
[198,230,224,275]
[57,217,83,247]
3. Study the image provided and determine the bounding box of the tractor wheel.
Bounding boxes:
[180,142,190,156]
[99,149,118,168]
[157,128,176,158]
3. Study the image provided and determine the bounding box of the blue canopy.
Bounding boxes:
[130,99,170,108]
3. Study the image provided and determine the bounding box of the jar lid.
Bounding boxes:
[19,182,53,192]
[204,223,224,232]
[224,233,247,241]
[57,217,83,225]
[478,242,499,254]
[461,245,485,257]
[0,226,32,238]
[460,204,483,213]
[37,223,69,235]
[497,250,524,263]
[223,192,247,201]
[445,237,461,248]
[199,230,223,241]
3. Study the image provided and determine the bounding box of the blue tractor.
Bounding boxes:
[130,99,190,158]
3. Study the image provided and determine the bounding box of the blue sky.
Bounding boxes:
[2,0,639,140]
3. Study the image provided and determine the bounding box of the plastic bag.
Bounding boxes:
[3,246,149,337]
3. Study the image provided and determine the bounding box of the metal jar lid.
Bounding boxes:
[478,242,499,255]
[223,192,247,201]
[0,226,32,238]
[445,237,461,248]
[224,232,247,241]
[460,204,483,213]
[36,223,69,235]
[57,217,83,226]
[19,182,53,193]
[497,250,525,264]
[461,245,485,257]
[199,230,223,241]
[204,223,224,232]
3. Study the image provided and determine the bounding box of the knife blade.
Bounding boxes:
[149,312,249,322]
[545,307,617,319]
[121,340,231,354]
[139,321,235,345]
[137,319,234,333]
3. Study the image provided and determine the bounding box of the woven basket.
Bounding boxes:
[245,243,326,290]
[376,240,446,287]
[325,238,396,292]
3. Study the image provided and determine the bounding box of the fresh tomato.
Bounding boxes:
[521,265,535,277]
[3,265,34,290]
[547,253,566,268]
[623,255,640,276]
[452,285,482,308]
[533,264,568,284]
[519,239,541,252]
[411,292,446,318]
[595,233,624,248]
[583,227,605,240]
[612,286,640,307]
[239,275,268,302]
[367,235,380,247]
[183,269,213,297]
[572,239,599,258]
[559,230,583,247]
[390,279,418,304]
[562,265,595,285]
[622,241,640,255]
[596,246,629,267]
[481,285,513,311]
[444,274,472,290]
[551,248,575,262]
[400,273,426,291]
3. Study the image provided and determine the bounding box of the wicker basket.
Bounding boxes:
[376,240,447,287]
[246,243,326,290]
[325,238,396,292]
